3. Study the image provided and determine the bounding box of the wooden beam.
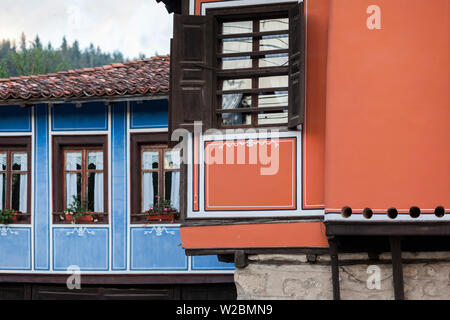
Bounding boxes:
[234,250,248,268]
[328,237,341,300]
[390,236,405,300]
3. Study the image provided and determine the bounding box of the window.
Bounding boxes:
[64,149,104,213]
[130,133,181,224]
[169,2,304,133]
[0,137,31,224]
[52,135,107,224]
[218,15,289,127]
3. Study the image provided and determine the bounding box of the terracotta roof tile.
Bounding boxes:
[0,55,170,102]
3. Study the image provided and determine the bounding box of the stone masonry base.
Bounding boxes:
[234,252,450,300]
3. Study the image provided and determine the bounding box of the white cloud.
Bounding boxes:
[0,0,173,59]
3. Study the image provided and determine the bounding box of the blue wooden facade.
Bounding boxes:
[0,98,234,274]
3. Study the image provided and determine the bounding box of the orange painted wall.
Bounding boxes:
[325,0,450,212]
[181,222,329,249]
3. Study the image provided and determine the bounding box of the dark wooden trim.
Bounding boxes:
[218,30,288,39]
[217,66,289,79]
[325,221,450,236]
[328,237,341,300]
[181,0,189,15]
[185,247,329,257]
[0,274,234,285]
[130,133,174,223]
[218,87,289,95]
[218,48,289,59]
[206,2,297,20]
[216,106,287,114]
[52,135,108,224]
[0,136,32,224]
[389,236,405,300]
[234,250,248,268]
[0,94,168,107]
[183,216,323,227]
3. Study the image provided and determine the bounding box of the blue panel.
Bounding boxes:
[192,255,235,271]
[130,227,188,270]
[130,99,168,129]
[0,227,31,270]
[0,105,31,132]
[111,102,127,270]
[53,227,109,271]
[34,104,50,270]
[51,102,108,131]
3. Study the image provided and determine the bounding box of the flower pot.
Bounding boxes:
[9,215,19,224]
[65,214,94,224]
[146,213,175,222]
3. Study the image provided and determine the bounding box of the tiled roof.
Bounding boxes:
[0,55,169,103]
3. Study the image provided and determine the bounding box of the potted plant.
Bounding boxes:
[145,196,178,222]
[64,195,93,224]
[0,209,18,224]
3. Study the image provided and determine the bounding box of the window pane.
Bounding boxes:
[258,91,288,108]
[260,34,289,51]
[12,153,27,171]
[142,172,158,212]
[65,152,82,170]
[165,172,180,211]
[88,151,103,170]
[259,54,289,68]
[223,78,252,91]
[11,173,27,212]
[222,37,252,54]
[222,21,252,34]
[142,151,159,170]
[222,112,252,126]
[66,172,81,209]
[0,153,6,171]
[260,18,289,32]
[222,94,251,110]
[222,57,252,70]
[164,150,181,169]
[88,172,103,212]
[258,75,288,88]
[0,173,5,210]
[258,110,288,125]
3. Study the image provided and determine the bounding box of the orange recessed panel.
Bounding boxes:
[204,138,297,211]
[181,222,329,249]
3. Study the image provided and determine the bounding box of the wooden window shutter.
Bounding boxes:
[288,2,305,128]
[170,14,214,142]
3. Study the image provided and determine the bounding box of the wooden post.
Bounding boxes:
[389,236,405,300]
[328,237,341,300]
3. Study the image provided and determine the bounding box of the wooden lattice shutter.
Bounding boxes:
[169,14,214,144]
[288,2,306,128]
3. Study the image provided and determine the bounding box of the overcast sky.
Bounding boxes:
[0,0,173,59]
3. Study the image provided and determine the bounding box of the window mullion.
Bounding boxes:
[82,149,88,207]
[5,151,11,210]
[160,149,165,201]
[251,19,259,126]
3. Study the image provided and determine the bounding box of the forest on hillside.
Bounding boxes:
[0,33,144,78]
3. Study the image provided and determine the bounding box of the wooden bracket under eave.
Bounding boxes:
[234,250,248,268]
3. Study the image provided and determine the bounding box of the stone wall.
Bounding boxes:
[234,252,450,300]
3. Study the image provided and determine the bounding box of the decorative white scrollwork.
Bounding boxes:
[218,139,280,149]
[66,227,95,237]
[144,226,175,237]
[0,226,19,237]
